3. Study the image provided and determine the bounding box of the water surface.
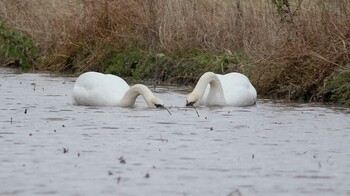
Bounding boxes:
[1,68,350,196]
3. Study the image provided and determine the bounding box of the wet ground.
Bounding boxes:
[1,68,350,196]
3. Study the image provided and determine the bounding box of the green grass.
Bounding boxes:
[103,48,251,84]
[325,69,350,106]
[0,21,38,70]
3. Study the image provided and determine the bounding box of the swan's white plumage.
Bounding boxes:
[72,72,163,108]
[187,72,257,107]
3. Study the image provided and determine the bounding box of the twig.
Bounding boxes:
[192,106,200,117]
[310,51,341,67]
[164,107,172,115]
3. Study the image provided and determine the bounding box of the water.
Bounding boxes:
[1,68,350,196]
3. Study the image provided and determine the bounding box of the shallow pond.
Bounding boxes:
[1,68,350,196]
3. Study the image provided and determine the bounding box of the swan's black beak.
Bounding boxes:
[155,104,164,108]
[186,100,196,107]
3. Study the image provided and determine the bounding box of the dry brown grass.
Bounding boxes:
[0,0,279,55]
[1,0,347,61]
[251,0,350,101]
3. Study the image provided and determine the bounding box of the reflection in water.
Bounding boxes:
[0,68,350,196]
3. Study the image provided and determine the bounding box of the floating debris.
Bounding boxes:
[29,133,32,136]
[193,106,200,117]
[119,156,126,164]
[31,83,36,91]
[156,135,168,142]
[144,173,150,178]
[164,106,172,115]
[108,171,113,176]
[24,109,27,114]
[227,189,242,196]
[63,148,69,153]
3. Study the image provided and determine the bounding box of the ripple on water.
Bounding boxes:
[0,132,15,135]
[35,191,57,195]
[233,125,249,129]
[42,118,67,121]
[100,127,120,130]
[293,175,333,179]
[48,110,60,113]
[59,109,73,112]
[156,121,177,125]
[126,115,150,118]
[179,157,196,161]
[262,143,279,146]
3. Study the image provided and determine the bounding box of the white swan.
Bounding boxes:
[72,72,164,108]
[186,72,257,107]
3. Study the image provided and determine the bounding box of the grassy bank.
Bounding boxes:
[0,0,349,106]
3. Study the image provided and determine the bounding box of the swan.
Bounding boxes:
[72,72,165,108]
[186,72,257,107]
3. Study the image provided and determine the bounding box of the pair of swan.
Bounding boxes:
[72,71,257,108]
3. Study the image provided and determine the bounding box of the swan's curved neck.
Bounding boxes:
[119,84,155,107]
[193,72,224,99]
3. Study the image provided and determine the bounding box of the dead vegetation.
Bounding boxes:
[0,0,349,104]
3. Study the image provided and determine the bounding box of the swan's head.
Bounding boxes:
[148,97,165,109]
[186,92,200,107]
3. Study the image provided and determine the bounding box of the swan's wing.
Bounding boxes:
[104,74,129,95]
[218,73,257,106]
[72,72,130,106]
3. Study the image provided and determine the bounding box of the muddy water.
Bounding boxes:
[0,68,350,196]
